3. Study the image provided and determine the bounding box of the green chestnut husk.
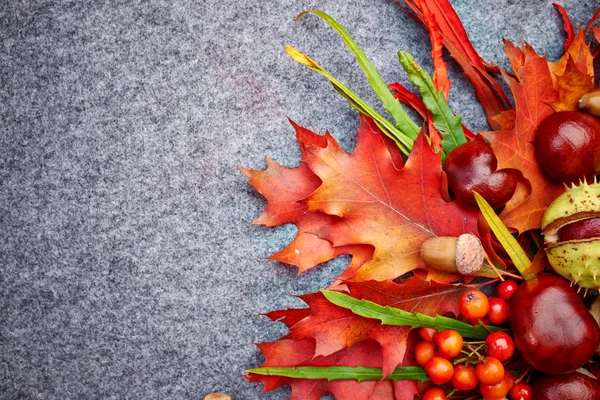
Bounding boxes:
[542,179,600,288]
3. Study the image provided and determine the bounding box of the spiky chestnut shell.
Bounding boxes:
[542,179,600,288]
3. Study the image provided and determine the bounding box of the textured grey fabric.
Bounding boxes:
[1,1,597,399]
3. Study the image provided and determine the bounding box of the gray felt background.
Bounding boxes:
[1,1,598,399]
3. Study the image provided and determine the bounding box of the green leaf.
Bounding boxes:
[246,365,429,382]
[286,45,413,155]
[322,290,501,339]
[298,10,421,140]
[474,191,533,279]
[398,51,467,159]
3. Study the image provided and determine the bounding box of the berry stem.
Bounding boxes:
[477,319,494,334]
[483,249,505,282]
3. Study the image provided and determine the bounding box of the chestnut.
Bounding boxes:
[508,274,600,374]
[535,111,600,183]
[557,217,600,242]
[444,140,518,209]
[533,371,600,400]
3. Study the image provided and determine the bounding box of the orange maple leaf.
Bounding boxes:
[481,43,564,233]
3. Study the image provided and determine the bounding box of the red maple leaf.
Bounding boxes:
[265,277,481,377]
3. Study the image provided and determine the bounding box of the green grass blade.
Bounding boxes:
[474,191,533,279]
[398,51,467,159]
[287,45,412,155]
[322,290,500,339]
[297,10,420,140]
[246,365,429,382]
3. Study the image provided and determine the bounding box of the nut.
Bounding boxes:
[202,393,233,400]
[542,179,600,288]
[419,233,483,275]
[579,90,600,119]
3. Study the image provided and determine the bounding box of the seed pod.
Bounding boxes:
[541,179,600,288]
[419,233,483,275]
[579,90,600,119]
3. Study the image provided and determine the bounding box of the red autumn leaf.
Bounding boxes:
[240,157,320,228]
[481,42,564,233]
[246,339,418,400]
[550,30,595,78]
[419,0,450,99]
[398,0,511,129]
[299,116,480,282]
[553,3,575,52]
[548,55,596,112]
[241,124,373,274]
[245,116,480,281]
[240,157,342,272]
[270,278,481,377]
[388,82,476,142]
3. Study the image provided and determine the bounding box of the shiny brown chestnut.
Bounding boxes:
[535,111,600,183]
[444,140,518,209]
[508,274,600,374]
[533,371,600,400]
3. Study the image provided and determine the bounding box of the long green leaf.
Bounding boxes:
[398,51,467,159]
[322,290,500,339]
[474,191,533,279]
[298,10,421,140]
[286,45,412,155]
[246,365,429,382]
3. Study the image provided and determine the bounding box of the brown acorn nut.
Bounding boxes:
[419,233,483,275]
[579,90,600,119]
[541,179,600,288]
[202,394,233,400]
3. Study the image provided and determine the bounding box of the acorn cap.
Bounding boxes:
[455,233,484,275]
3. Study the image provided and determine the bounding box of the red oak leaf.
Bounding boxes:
[241,141,371,273]
[246,339,418,400]
[481,43,564,233]
[299,116,479,281]
[245,116,480,281]
[240,158,320,228]
[270,278,481,377]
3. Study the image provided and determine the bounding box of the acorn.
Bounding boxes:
[202,394,233,400]
[542,178,600,288]
[579,90,600,119]
[419,233,484,275]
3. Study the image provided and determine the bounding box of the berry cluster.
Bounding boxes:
[417,281,533,400]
